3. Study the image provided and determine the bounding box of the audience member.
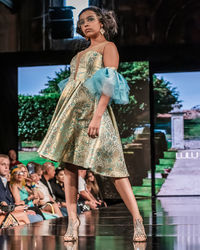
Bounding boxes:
[9,167,44,220]
[26,162,60,220]
[50,167,65,204]
[78,170,101,210]
[18,164,33,188]
[36,162,63,217]
[85,171,107,208]
[8,149,21,169]
[50,166,68,216]
[0,154,109,228]
[0,154,43,225]
[50,166,81,215]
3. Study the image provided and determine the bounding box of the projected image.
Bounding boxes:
[18,65,66,167]
[153,71,200,196]
[18,62,151,198]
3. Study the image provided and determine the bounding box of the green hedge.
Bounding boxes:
[18,93,59,141]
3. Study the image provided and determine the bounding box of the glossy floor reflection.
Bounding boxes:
[1,197,200,249]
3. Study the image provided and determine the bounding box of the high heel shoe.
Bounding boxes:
[133,218,147,242]
[64,217,80,242]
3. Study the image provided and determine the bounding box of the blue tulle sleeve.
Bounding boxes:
[58,78,69,92]
[84,67,130,104]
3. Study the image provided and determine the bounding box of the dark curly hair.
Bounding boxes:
[76,6,118,41]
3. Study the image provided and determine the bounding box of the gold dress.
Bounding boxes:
[38,42,129,178]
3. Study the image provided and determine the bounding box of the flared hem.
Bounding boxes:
[38,152,129,178]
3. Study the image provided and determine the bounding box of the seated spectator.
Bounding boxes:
[36,162,63,217]
[78,170,101,211]
[8,149,21,169]
[26,162,60,220]
[0,154,43,225]
[50,167,65,204]
[9,167,45,218]
[50,166,81,215]
[18,164,33,188]
[50,166,68,216]
[85,171,107,208]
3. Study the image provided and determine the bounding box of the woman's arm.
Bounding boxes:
[10,185,25,205]
[88,43,119,138]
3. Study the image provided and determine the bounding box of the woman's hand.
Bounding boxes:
[88,94,110,139]
[26,210,36,215]
[88,115,101,138]
[28,194,35,201]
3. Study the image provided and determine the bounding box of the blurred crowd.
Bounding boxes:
[0,149,107,228]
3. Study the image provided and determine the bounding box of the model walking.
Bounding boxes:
[38,6,147,242]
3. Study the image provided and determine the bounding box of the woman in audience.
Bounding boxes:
[50,167,81,215]
[85,171,107,208]
[10,167,59,220]
[50,167,65,204]
[10,167,37,206]
[50,167,68,216]
[19,164,32,188]
[9,167,44,221]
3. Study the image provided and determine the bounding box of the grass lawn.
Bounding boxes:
[19,151,59,167]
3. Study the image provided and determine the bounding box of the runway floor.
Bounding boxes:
[1,197,200,250]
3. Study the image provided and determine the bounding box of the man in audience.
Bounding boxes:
[0,154,43,223]
[78,170,101,210]
[37,162,63,216]
[8,149,21,169]
[40,162,56,200]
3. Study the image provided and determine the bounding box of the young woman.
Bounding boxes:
[9,167,44,221]
[50,167,65,204]
[38,6,147,242]
[85,170,107,208]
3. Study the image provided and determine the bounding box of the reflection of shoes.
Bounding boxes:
[133,242,147,250]
[64,217,80,242]
[64,241,78,250]
[133,219,147,242]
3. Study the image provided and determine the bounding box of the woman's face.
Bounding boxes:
[56,170,65,183]
[78,10,102,38]
[30,173,38,183]
[13,171,24,183]
[36,169,43,181]
[87,172,95,182]
[21,166,28,178]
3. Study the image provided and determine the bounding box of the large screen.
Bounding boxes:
[153,71,200,196]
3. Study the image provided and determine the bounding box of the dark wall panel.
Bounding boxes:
[0,66,18,154]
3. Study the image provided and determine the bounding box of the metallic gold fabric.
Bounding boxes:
[38,49,129,177]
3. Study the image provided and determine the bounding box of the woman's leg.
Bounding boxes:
[113,177,147,241]
[52,203,63,217]
[63,163,80,241]
[64,164,78,220]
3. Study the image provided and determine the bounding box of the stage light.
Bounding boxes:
[49,6,75,39]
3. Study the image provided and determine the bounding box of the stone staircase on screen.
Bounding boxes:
[132,150,176,197]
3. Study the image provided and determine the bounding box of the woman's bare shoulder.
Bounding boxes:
[104,41,118,50]
[103,42,119,68]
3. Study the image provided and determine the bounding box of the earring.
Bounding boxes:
[100,27,105,35]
